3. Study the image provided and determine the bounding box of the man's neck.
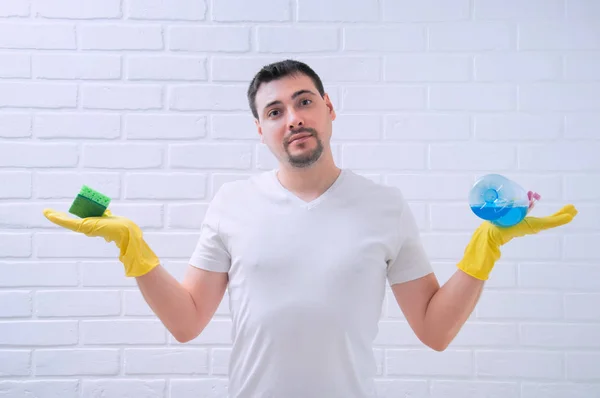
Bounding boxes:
[276,158,342,202]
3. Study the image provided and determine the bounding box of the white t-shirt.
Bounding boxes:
[189,168,433,398]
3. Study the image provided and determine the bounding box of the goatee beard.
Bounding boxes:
[284,127,324,168]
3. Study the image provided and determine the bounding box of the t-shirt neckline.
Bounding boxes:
[270,168,347,210]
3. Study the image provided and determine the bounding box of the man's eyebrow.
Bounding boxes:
[263,89,317,112]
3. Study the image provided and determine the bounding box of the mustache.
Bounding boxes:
[287,127,317,142]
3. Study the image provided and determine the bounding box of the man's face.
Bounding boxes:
[254,74,336,169]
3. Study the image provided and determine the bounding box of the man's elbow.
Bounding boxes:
[427,340,450,352]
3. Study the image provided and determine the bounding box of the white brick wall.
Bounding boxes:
[0,0,598,397]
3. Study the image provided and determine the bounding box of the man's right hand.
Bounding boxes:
[43,208,160,277]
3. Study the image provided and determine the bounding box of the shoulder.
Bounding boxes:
[210,171,272,205]
[343,170,409,210]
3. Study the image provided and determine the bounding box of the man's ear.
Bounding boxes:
[255,118,264,143]
[323,93,336,121]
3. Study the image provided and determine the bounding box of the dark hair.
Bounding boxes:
[247,59,325,119]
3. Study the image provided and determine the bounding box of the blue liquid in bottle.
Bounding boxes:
[469,174,529,227]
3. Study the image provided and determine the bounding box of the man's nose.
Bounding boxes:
[287,108,304,129]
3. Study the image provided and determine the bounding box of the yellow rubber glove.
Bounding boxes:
[457,204,578,280]
[43,208,160,277]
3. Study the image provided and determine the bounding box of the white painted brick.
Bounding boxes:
[431,380,519,398]
[168,204,208,229]
[123,290,154,316]
[142,232,200,258]
[127,55,207,81]
[429,84,516,111]
[170,143,252,170]
[0,172,32,199]
[82,84,162,110]
[565,293,600,320]
[502,235,562,261]
[384,114,470,141]
[386,349,473,376]
[519,142,600,171]
[448,322,518,347]
[169,84,247,111]
[164,262,190,282]
[0,114,31,138]
[0,53,30,78]
[565,113,600,140]
[169,26,250,52]
[82,143,163,169]
[33,54,121,80]
[376,380,429,398]
[429,143,516,171]
[564,54,600,80]
[519,22,600,50]
[82,380,165,398]
[519,263,600,290]
[298,0,378,22]
[35,349,119,375]
[170,379,229,398]
[477,291,563,320]
[564,234,600,260]
[566,352,600,380]
[476,350,563,379]
[342,143,426,170]
[0,350,30,376]
[82,320,166,345]
[0,83,77,108]
[211,56,281,81]
[211,173,258,197]
[0,291,32,317]
[125,173,207,199]
[474,114,562,141]
[211,348,231,375]
[567,0,600,21]
[81,261,136,287]
[0,380,78,398]
[384,0,470,21]
[520,83,600,111]
[211,114,257,140]
[0,262,78,287]
[329,114,382,141]
[124,348,208,374]
[125,114,206,140]
[214,0,290,21]
[565,174,600,201]
[128,0,206,20]
[257,27,339,53]
[475,53,561,81]
[0,320,78,346]
[34,113,121,139]
[385,54,471,82]
[81,24,163,50]
[174,319,232,345]
[0,23,75,49]
[385,173,473,200]
[36,171,120,199]
[429,22,515,51]
[520,323,600,349]
[535,203,600,232]
[474,0,564,20]
[497,173,562,201]
[296,56,380,82]
[343,86,426,111]
[36,232,119,259]
[34,0,121,19]
[0,233,31,258]
[522,382,600,398]
[35,290,120,317]
[430,203,481,231]
[344,26,426,52]
[0,143,78,168]
[421,233,471,260]
[0,2,30,17]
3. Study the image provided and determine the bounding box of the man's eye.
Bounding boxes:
[300,99,312,106]
[268,110,280,117]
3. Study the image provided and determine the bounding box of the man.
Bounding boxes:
[43,59,578,397]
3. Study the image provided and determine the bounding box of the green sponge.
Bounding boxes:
[68,185,111,218]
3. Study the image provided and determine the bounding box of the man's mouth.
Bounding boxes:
[289,132,313,144]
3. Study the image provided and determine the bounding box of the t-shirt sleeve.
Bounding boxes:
[386,190,433,286]
[188,186,231,273]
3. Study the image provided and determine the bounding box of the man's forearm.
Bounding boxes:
[135,265,200,342]
[423,269,485,351]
